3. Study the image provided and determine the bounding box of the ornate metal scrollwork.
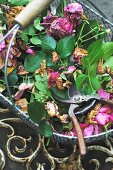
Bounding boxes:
[0,109,113,169]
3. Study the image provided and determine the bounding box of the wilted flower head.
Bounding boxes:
[48,71,60,88]
[42,15,58,30]
[50,17,74,37]
[73,48,88,65]
[64,3,83,22]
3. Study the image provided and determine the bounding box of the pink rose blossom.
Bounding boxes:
[50,17,74,37]
[95,112,110,126]
[26,48,35,55]
[99,106,111,113]
[98,89,110,99]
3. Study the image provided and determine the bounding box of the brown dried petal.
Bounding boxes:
[5,6,24,28]
[56,77,64,90]
[86,104,101,124]
[52,51,59,63]
[16,98,28,113]
[97,59,106,74]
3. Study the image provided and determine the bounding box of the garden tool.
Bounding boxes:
[52,85,87,155]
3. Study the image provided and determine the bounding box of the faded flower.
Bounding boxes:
[50,17,74,37]
[73,48,88,65]
[48,71,60,88]
[64,3,83,23]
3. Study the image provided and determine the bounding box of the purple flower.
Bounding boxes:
[98,89,110,99]
[95,112,110,126]
[50,17,74,37]
[64,3,83,22]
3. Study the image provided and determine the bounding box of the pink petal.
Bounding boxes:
[98,89,110,99]
[14,91,24,100]
[83,124,94,136]
[99,106,111,113]
[94,124,99,135]
[0,34,5,51]
[19,83,28,91]
[64,3,83,14]
[95,112,110,126]
[26,48,35,56]
[109,113,113,122]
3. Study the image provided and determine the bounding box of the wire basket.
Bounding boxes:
[1,0,113,145]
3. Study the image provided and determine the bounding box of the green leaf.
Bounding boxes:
[52,87,68,99]
[104,56,113,68]
[39,120,53,137]
[76,74,87,90]
[23,25,36,36]
[30,37,41,45]
[102,42,113,60]
[56,36,75,58]
[34,18,44,31]
[87,39,103,65]
[8,0,29,5]
[90,76,101,91]
[19,33,29,44]
[24,52,45,73]
[8,69,18,86]
[28,101,47,124]
[40,35,56,51]
[35,82,46,91]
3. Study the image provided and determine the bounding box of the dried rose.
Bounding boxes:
[14,90,24,100]
[73,48,88,65]
[19,82,34,91]
[64,3,83,22]
[42,15,58,30]
[97,59,105,74]
[56,77,64,90]
[17,66,29,75]
[50,17,74,37]
[45,101,59,117]
[52,51,59,63]
[48,71,60,88]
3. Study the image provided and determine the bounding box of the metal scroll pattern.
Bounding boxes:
[0,109,113,169]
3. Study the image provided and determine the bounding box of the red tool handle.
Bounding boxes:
[71,116,87,155]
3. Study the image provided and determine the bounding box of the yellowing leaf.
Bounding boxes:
[7,66,16,75]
